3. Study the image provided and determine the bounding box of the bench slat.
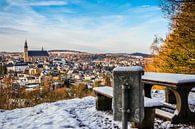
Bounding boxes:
[163,102,176,109]
[144,97,163,108]
[155,109,174,119]
[93,86,113,98]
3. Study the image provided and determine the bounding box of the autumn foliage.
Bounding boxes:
[145,1,195,74]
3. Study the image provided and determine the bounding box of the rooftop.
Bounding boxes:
[28,50,49,57]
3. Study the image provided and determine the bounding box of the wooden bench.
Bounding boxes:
[93,86,164,129]
[142,72,195,124]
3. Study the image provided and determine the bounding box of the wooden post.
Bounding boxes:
[96,93,112,111]
[141,108,155,129]
[165,88,176,104]
[113,66,144,128]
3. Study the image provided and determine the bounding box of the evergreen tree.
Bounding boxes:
[3,65,7,74]
[0,64,2,75]
[146,1,195,74]
[0,63,6,75]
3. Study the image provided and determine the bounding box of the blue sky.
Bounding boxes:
[0,0,168,53]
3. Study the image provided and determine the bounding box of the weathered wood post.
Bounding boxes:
[113,66,144,129]
[165,89,176,104]
[96,93,112,111]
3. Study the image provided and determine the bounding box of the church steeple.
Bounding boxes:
[24,40,28,48]
[24,40,29,62]
[42,46,44,51]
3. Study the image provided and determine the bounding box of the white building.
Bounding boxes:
[53,58,66,65]
[13,62,29,72]
[6,63,14,72]
[17,75,40,87]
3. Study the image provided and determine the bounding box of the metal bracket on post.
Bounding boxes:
[122,83,131,129]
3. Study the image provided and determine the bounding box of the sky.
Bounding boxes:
[0,0,169,53]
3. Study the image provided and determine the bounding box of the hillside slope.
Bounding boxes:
[0,95,194,129]
[0,97,121,129]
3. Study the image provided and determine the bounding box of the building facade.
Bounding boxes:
[23,40,49,62]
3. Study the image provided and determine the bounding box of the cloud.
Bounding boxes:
[6,0,68,6]
[0,27,27,34]
[127,5,161,18]
[0,1,168,53]
[28,1,68,6]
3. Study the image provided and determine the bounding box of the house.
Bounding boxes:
[13,62,28,73]
[6,63,14,72]
[29,67,41,75]
[17,74,40,87]
[53,58,66,65]
[26,76,39,84]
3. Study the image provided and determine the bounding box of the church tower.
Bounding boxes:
[24,40,29,62]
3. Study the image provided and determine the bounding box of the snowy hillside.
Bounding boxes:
[0,97,121,129]
[0,95,194,129]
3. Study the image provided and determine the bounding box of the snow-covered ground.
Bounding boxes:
[0,91,194,129]
[152,90,195,129]
[0,97,121,129]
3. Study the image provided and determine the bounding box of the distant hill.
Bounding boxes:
[48,50,150,58]
[129,52,151,58]
[48,50,85,53]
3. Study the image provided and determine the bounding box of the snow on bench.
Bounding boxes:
[142,72,195,85]
[93,86,163,108]
[191,87,195,92]
[189,90,195,105]
[93,86,113,98]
